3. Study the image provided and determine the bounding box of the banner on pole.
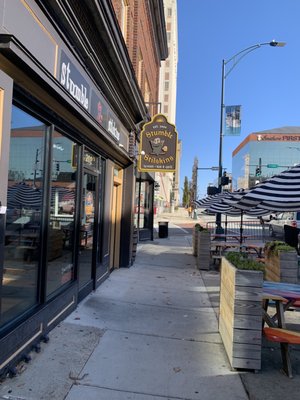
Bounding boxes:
[225,105,241,136]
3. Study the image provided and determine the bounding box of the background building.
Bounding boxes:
[232,127,300,189]
[156,0,180,212]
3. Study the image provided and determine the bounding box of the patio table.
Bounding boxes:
[262,283,300,377]
[263,281,300,311]
[211,233,255,242]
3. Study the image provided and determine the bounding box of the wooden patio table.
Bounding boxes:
[210,233,255,242]
[262,282,300,377]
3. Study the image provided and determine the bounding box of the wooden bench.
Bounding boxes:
[263,327,300,377]
[242,244,264,257]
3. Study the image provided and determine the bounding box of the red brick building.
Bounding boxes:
[112,0,168,115]
[112,0,168,240]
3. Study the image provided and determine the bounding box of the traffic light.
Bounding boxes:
[56,162,60,172]
[221,176,229,185]
[207,186,218,195]
[255,157,262,176]
[221,172,229,186]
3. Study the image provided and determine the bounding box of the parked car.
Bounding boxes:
[268,211,300,237]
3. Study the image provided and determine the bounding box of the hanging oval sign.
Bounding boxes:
[138,114,178,172]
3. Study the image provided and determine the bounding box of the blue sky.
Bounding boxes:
[176,0,300,199]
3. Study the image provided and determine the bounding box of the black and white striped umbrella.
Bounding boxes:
[198,189,269,216]
[195,192,231,208]
[233,164,300,212]
[222,189,250,206]
[7,182,42,209]
[203,189,270,244]
[51,187,75,205]
[206,202,269,217]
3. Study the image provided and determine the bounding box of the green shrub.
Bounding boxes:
[225,251,265,272]
[264,240,295,257]
[194,223,208,232]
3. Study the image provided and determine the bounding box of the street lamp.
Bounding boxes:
[216,40,286,225]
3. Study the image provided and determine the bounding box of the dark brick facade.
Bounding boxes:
[111,0,164,116]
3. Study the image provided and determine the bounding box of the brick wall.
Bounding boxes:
[111,0,161,115]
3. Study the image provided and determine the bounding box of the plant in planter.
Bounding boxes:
[264,240,298,283]
[219,252,264,371]
[225,251,265,272]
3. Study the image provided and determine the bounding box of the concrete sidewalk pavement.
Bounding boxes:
[0,220,248,400]
[2,209,300,399]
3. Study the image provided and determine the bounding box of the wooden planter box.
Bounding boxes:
[192,227,199,256]
[219,257,263,371]
[265,250,298,283]
[197,231,211,270]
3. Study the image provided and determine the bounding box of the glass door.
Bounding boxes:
[78,171,97,289]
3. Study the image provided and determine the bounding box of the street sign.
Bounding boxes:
[267,164,279,168]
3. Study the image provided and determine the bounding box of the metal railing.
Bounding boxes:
[206,220,269,242]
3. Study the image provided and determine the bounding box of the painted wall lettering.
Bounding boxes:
[59,51,90,111]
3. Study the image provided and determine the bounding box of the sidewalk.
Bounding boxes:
[1,209,300,399]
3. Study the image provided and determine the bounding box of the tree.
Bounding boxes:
[191,157,198,203]
[182,176,190,207]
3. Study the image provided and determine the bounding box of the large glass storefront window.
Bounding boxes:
[1,105,45,326]
[78,171,96,288]
[46,134,77,298]
[78,149,98,288]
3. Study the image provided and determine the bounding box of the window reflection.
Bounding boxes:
[46,134,77,298]
[2,105,45,326]
[134,181,151,229]
[78,171,96,288]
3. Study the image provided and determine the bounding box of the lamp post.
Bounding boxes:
[216,40,286,226]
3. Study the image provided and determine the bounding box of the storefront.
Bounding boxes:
[0,1,148,377]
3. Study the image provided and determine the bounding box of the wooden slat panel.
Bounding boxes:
[233,328,262,345]
[232,342,261,360]
[232,314,262,330]
[231,356,261,370]
[219,257,263,370]
[235,269,263,286]
[265,268,280,282]
[234,286,262,302]
[219,318,233,364]
[234,299,263,316]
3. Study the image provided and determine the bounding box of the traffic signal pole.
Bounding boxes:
[255,157,262,177]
